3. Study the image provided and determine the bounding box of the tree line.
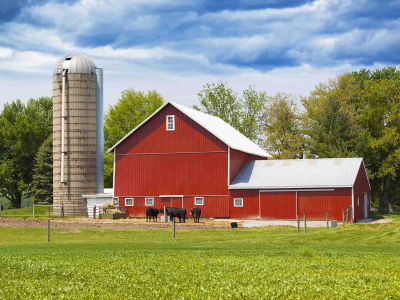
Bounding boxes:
[0,67,398,212]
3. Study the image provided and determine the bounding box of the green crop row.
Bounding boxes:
[0,212,399,299]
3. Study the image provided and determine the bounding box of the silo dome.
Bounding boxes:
[53,54,97,75]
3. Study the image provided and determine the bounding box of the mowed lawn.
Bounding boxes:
[0,213,399,299]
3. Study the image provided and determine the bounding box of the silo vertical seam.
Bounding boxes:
[61,69,67,183]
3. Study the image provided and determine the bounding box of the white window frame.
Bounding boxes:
[166,115,175,131]
[145,197,154,206]
[125,198,133,206]
[194,197,204,206]
[234,198,243,207]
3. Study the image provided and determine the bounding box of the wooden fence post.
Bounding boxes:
[342,209,345,223]
[61,205,64,219]
[297,215,300,234]
[93,206,96,219]
[48,219,50,243]
[173,218,176,238]
[326,212,329,229]
[304,215,307,234]
[33,203,35,218]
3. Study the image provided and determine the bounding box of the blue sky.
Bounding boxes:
[0,0,399,109]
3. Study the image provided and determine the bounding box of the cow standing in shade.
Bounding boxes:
[190,208,201,223]
[146,207,160,222]
[160,207,187,223]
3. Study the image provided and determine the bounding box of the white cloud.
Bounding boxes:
[0,47,13,58]
[0,51,59,74]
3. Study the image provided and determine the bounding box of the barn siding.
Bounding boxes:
[229,149,267,183]
[115,152,228,196]
[116,104,227,155]
[229,188,353,221]
[353,163,371,220]
[229,190,260,219]
[184,196,229,218]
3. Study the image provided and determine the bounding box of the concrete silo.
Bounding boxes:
[53,54,104,216]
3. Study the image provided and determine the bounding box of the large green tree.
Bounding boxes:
[196,82,268,145]
[32,135,53,204]
[0,97,52,208]
[303,68,400,213]
[104,89,164,187]
[196,81,242,131]
[264,93,304,159]
[351,68,400,212]
[302,74,360,158]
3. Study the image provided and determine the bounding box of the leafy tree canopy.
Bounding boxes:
[0,97,52,208]
[265,93,304,159]
[32,135,53,204]
[196,82,268,145]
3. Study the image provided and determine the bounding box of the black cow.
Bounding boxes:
[190,208,201,223]
[160,207,187,223]
[146,207,160,222]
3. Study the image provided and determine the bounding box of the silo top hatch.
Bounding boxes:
[53,54,97,75]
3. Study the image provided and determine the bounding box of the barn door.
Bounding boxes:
[297,191,335,221]
[260,192,296,220]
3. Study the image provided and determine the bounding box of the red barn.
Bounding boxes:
[109,101,370,222]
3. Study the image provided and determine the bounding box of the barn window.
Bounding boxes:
[125,198,133,206]
[145,198,154,206]
[194,197,204,206]
[234,198,243,207]
[166,115,175,131]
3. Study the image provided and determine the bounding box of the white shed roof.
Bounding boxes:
[229,158,364,189]
[108,101,271,158]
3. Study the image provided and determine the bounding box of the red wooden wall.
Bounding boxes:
[353,163,371,220]
[229,189,259,219]
[116,104,227,155]
[229,148,267,184]
[183,196,229,218]
[115,152,228,196]
[229,188,353,221]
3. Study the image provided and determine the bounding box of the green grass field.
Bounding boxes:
[0,206,52,218]
[0,212,399,299]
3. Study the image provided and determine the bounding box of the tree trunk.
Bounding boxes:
[9,192,22,209]
[378,175,391,214]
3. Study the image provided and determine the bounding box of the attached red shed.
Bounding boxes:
[229,158,371,222]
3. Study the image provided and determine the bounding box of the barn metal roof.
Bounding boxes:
[53,54,97,75]
[108,101,271,158]
[229,158,364,189]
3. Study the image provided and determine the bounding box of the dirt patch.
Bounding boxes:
[0,217,234,230]
[357,218,393,224]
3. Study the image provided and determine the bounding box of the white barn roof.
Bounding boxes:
[229,158,364,189]
[108,101,271,158]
